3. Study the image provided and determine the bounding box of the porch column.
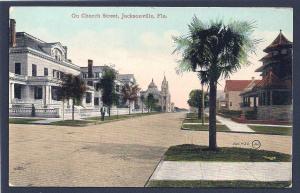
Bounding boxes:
[24,85,31,103]
[48,86,52,104]
[254,97,257,107]
[43,86,47,107]
[11,83,15,103]
[91,92,94,107]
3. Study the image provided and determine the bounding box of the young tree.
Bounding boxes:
[173,17,258,150]
[121,83,141,115]
[187,89,208,121]
[96,68,117,117]
[61,74,87,120]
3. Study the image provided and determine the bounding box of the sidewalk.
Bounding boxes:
[31,118,63,124]
[216,115,254,133]
[150,161,291,181]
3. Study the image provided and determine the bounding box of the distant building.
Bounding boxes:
[240,31,292,120]
[140,76,173,112]
[224,78,260,111]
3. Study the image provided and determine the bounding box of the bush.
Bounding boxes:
[245,110,257,120]
[218,109,241,118]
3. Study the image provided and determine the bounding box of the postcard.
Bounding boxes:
[8,7,292,188]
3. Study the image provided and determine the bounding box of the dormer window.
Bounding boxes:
[53,48,63,62]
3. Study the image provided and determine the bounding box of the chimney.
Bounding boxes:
[9,19,16,47]
[88,59,93,78]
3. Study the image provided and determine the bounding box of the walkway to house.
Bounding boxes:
[150,161,291,181]
[216,115,255,133]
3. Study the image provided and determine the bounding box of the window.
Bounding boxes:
[94,97,99,106]
[15,63,21,75]
[116,85,120,92]
[14,84,22,99]
[95,72,99,78]
[53,70,56,77]
[44,68,48,76]
[32,64,37,76]
[86,92,91,103]
[230,102,232,106]
[34,87,43,99]
[87,81,93,86]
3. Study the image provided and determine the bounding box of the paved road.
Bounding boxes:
[9,112,291,187]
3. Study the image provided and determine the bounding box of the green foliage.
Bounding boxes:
[245,110,257,120]
[187,89,208,108]
[164,144,291,162]
[218,109,242,118]
[173,17,258,149]
[121,83,141,114]
[121,83,141,105]
[173,17,259,84]
[145,93,158,112]
[96,68,117,108]
[61,74,87,104]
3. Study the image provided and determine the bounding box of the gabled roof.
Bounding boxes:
[224,80,254,92]
[263,30,292,52]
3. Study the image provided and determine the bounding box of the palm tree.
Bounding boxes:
[61,74,87,120]
[173,17,258,150]
[121,83,141,115]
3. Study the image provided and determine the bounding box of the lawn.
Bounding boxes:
[50,120,92,127]
[184,113,220,123]
[182,124,230,132]
[249,125,292,136]
[163,144,291,162]
[50,112,161,126]
[146,180,291,188]
[9,118,44,124]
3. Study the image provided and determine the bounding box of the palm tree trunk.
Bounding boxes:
[201,83,205,126]
[108,106,111,117]
[208,81,217,150]
[72,99,75,121]
[129,101,131,115]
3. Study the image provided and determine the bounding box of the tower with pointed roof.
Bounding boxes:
[161,75,171,112]
[240,30,292,121]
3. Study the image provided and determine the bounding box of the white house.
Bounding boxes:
[8,19,140,118]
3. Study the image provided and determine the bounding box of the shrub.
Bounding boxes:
[245,110,257,120]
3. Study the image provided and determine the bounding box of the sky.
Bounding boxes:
[10,7,293,108]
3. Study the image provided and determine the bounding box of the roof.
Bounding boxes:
[254,70,289,90]
[148,78,158,88]
[117,74,136,84]
[263,30,292,52]
[80,65,109,73]
[224,80,254,92]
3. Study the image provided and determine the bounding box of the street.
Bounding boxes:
[9,112,291,187]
